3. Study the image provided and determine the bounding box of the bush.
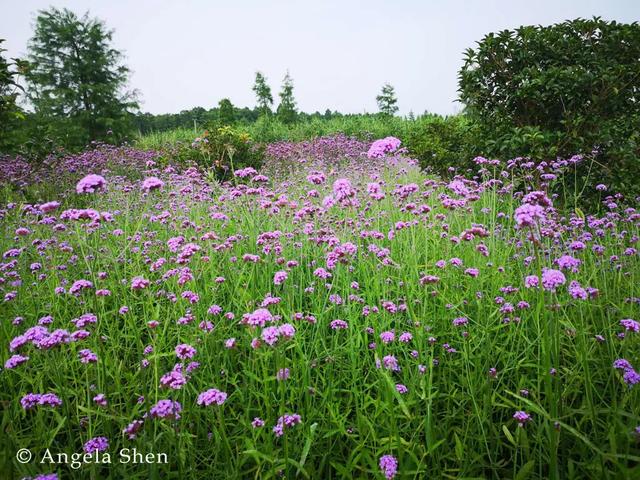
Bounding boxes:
[404,115,481,174]
[459,17,640,200]
[190,123,264,179]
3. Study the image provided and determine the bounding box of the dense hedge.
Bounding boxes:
[459,17,640,200]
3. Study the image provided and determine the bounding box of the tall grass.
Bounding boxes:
[135,115,427,149]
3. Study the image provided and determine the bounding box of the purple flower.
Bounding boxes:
[160,368,188,389]
[513,410,532,427]
[76,174,106,194]
[396,384,408,394]
[382,355,400,371]
[123,419,144,439]
[541,268,566,292]
[613,359,639,387]
[277,368,290,381]
[197,388,228,406]
[252,417,265,428]
[131,276,150,290]
[69,279,93,295]
[261,326,280,346]
[620,319,639,333]
[380,331,395,344]
[273,413,301,437]
[78,349,98,364]
[20,393,60,409]
[4,354,29,369]
[332,178,356,201]
[398,332,412,343]
[514,203,545,228]
[274,270,288,285]
[453,317,468,327]
[367,137,401,158]
[614,359,633,370]
[83,436,109,453]
[142,176,164,192]
[555,255,581,272]
[330,319,348,330]
[175,343,197,360]
[246,308,273,327]
[379,454,398,479]
[623,369,640,386]
[464,268,479,278]
[149,399,182,419]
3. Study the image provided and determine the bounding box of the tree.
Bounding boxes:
[252,71,273,116]
[218,98,235,125]
[376,83,398,116]
[25,7,138,147]
[458,17,640,199]
[0,39,25,152]
[277,70,297,124]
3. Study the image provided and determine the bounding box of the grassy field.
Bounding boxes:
[1,136,639,479]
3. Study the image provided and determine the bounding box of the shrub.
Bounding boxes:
[191,123,263,179]
[404,115,481,174]
[459,17,640,200]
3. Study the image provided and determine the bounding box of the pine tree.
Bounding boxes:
[277,70,297,124]
[252,71,273,116]
[376,83,398,116]
[218,98,235,125]
[0,39,25,152]
[25,7,138,146]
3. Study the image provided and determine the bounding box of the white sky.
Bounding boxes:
[1,0,638,115]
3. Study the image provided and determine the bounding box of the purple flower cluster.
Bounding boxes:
[367,137,401,159]
[21,393,62,410]
[197,388,228,406]
[614,359,640,387]
[76,174,107,194]
[379,455,398,479]
[83,436,109,453]
[272,413,302,437]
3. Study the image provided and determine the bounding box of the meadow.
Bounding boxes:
[0,134,639,479]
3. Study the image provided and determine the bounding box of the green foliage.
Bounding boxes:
[136,114,480,179]
[253,71,273,116]
[405,115,481,174]
[24,7,138,148]
[459,17,640,198]
[180,124,264,179]
[277,71,297,124]
[0,39,26,152]
[376,83,398,116]
[218,98,236,125]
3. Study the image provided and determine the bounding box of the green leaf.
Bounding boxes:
[515,460,536,480]
[454,433,464,461]
[298,422,318,473]
[502,425,516,446]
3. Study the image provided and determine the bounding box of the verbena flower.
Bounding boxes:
[197,388,228,406]
[76,174,106,194]
[83,436,109,453]
[379,455,398,479]
[513,410,532,427]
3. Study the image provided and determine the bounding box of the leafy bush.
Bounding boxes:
[404,115,480,174]
[160,123,264,180]
[459,17,640,200]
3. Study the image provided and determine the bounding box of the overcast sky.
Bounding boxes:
[2,0,639,115]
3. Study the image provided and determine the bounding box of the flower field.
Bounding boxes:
[1,135,639,479]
